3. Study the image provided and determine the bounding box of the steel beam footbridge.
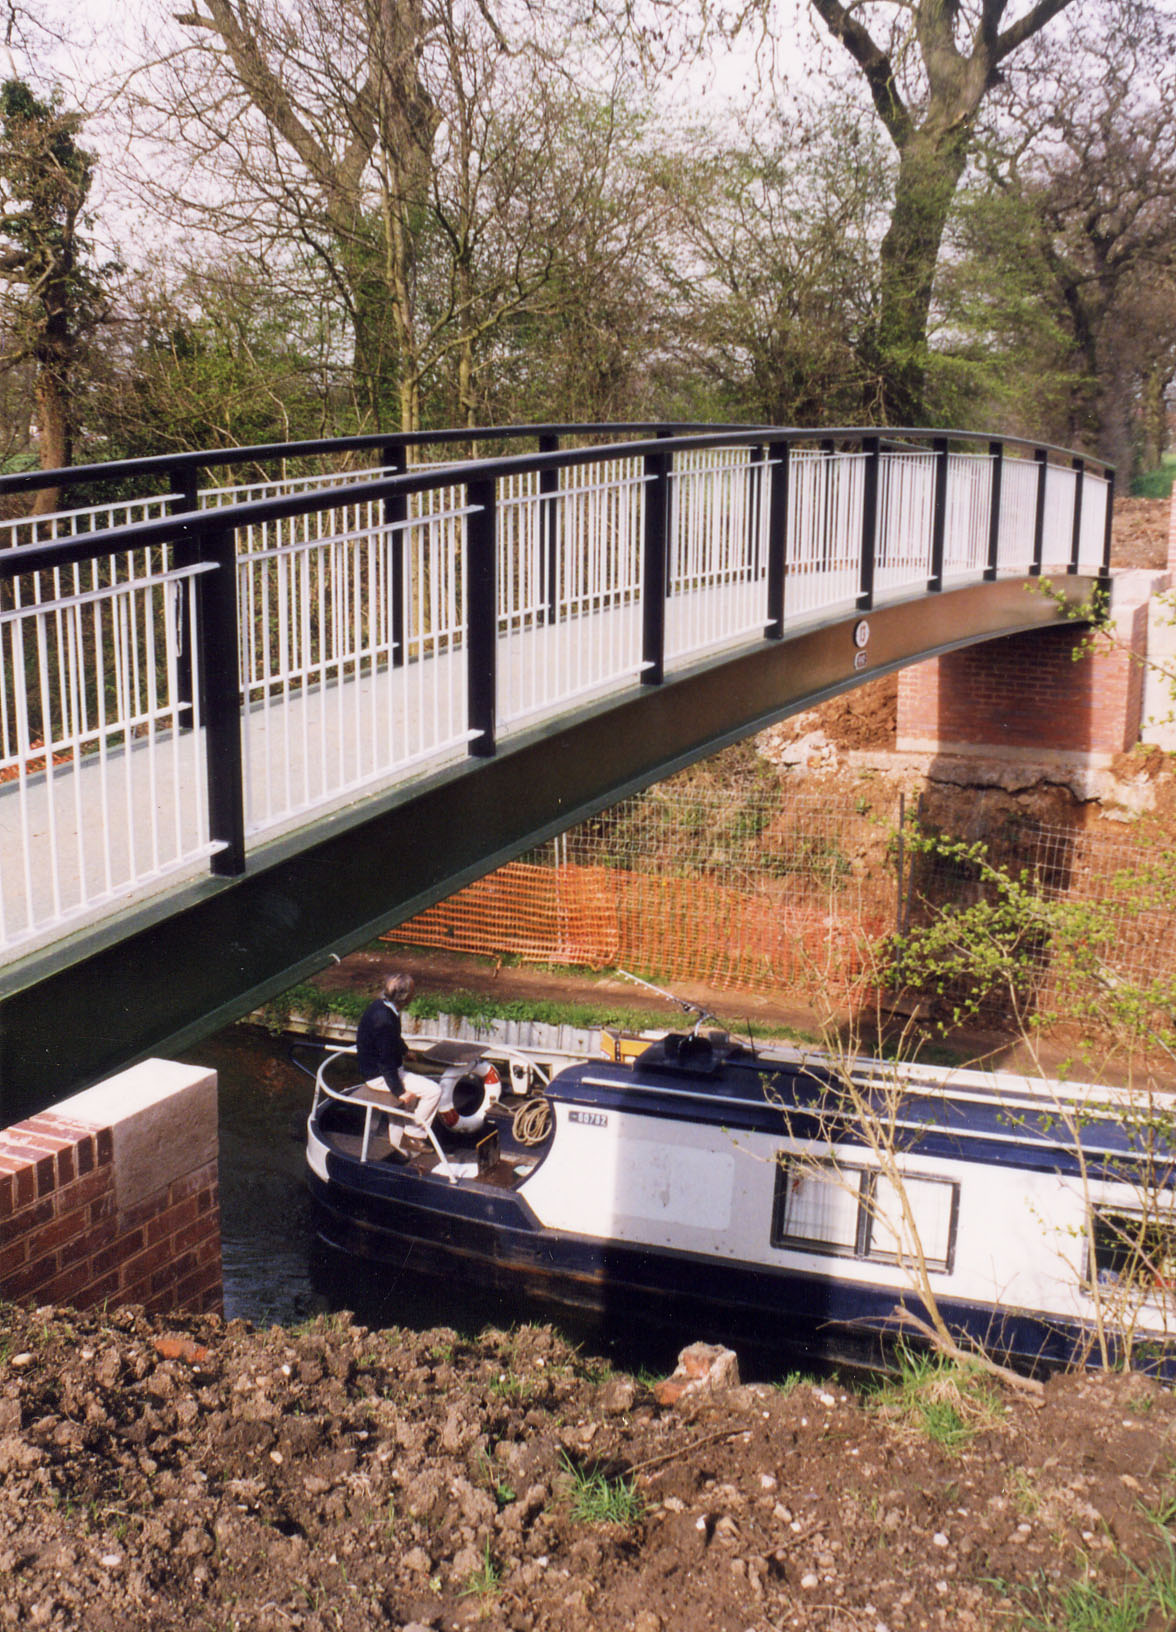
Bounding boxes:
[0,423,1111,1109]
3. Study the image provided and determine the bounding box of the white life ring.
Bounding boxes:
[436,1060,502,1134]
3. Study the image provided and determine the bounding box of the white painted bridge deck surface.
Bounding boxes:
[0,583,762,958]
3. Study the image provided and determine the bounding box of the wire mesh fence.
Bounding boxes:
[387,781,1176,1027]
[387,785,898,998]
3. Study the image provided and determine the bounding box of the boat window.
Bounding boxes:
[772,1159,958,1273]
[773,1162,864,1256]
[1089,1207,1176,1296]
[866,1174,958,1273]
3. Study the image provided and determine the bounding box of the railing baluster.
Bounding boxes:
[766,439,789,638]
[539,432,559,625]
[381,441,407,669]
[1031,447,1048,577]
[170,462,201,729]
[1069,457,1084,575]
[928,436,948,592]
[985,440,1003,581]
[858,436,879,611]
[748,443,765,579]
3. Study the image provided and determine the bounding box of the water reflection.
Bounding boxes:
[182,1026,320,1326]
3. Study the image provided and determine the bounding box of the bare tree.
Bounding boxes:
[134,0,672,434]
[807,0,1083,424]
[976,7,1176,469]
[165,0,437,431]
[659,98,891,423]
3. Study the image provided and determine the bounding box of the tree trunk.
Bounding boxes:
[874,130,968,426]
[1139,358,1174,474]
[32,284,72,514]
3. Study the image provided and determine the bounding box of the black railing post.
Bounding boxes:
[169,462,201,728]
[200,525,246,877]
[766,439,790,639]
[381,442,407,668]
[1031,447,1048,576]
[539,431,559,625]
[985,440,1003,581]
[466,475,497,757]
[642,445,670,685]
[927,436,949,592]
[858,435,880,611]
[1069,456,1084,574]
[1102,466,1115,580]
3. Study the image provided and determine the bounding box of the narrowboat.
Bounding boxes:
[305,1026,1176,1374]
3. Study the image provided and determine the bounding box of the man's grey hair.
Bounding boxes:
[382,972,415,1005]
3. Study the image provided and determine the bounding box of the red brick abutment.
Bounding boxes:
[0,1061,221,1316]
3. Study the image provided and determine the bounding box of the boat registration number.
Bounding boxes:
[569,1110,608,1128]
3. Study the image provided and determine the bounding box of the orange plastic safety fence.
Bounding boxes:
[384,859,893,998]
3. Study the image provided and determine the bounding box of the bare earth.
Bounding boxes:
[3,1302,1176,1632]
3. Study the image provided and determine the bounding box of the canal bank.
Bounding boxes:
[2,1296,1173,1632]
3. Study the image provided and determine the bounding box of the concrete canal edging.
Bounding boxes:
[0,1059,221,1316]
[273,1007,605,1072]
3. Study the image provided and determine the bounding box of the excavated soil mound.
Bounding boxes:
[2,1304,1175,1632]
[1111,496,1171,571]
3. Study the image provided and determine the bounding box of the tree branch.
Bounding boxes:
[995,0,1075,63]
[809,0,913,148]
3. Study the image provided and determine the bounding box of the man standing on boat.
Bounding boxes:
[355,973,442,1145]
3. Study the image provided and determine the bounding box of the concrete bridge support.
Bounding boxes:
[1138,488,1176,751]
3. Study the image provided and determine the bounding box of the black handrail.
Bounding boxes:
[0,420,1114,502]
[0,425,1116,579]
[0,421,765,499]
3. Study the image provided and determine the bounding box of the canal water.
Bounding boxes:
[182,1024,694,1373]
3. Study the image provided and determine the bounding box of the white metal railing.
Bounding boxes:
[1079,475,1110,572]
[785,450,864,621]
[942,453,994,579]
[876,451,936,599]
[666,446,769,662]
[309,1045,460,1178]
[998,456,1041,572]
[239,491,473,837]
[307,1038,554,1182]
[1042,464,1078,573]
[497,456,646,729]
[0,431,1111,955]
[0,495,174,553]
[0,559,215,947]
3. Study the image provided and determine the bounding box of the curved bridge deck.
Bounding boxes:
[0,424,1111,1105]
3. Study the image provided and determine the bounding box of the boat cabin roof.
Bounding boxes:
[547,1032,1176,1181]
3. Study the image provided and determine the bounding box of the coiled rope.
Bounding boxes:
[512,1096,553,1145]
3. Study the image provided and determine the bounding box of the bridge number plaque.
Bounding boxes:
[853,618,870,670]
